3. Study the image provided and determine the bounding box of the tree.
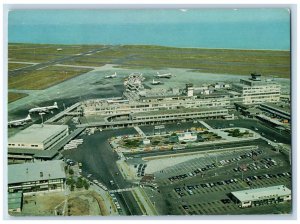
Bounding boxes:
[66,177,75,186]
[76,177,83,188]
[83,180,90,190]
[68,168,74,175]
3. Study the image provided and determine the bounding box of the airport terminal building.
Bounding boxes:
[8,124,69,150]
[232,74,281,105]
[8,160,66,193]
[230,185,291,208]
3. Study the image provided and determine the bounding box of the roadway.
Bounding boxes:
[62,128,143,215]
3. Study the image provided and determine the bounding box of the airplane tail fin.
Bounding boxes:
[54,102,58,107]
[26,114,32,120]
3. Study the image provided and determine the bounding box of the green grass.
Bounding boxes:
[63,45,291,78]
[8,92,28,103]
[8,43,291,78]
[8,63,31,71]
[8,66,92,90]
[8,43,105,63]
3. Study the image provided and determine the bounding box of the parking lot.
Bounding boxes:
[167,169,291,215]
[134,163,148,177]
[146,143,292,215]
[154,146,263,183]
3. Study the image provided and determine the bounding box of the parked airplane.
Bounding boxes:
[105,72,117,79]
[29,102,58,113]
[151,79,161,85]
[8,114,32,127]
[106,99,129,104]
[155,72,173,79]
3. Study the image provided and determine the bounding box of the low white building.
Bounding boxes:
[177,132,198,142]
[143,139,151,145]
[230,185,291,208]
[8,124,69,150]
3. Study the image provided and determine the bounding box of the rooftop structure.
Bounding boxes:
[124,73,145,92]
[8,160,66,185]
[250,72,262,81]
[230,185,291,208]
[8,124,69,150]
[8,127,85,163]
[8,160,66,193]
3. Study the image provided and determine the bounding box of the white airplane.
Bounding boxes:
[8,114,32,127]
[155,72,173,79]
[106,99,129,104]
[151,79,161,85]
[105,72,117,79]
[29,102,58,113]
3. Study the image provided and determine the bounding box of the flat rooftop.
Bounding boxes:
[8,160,66,184]
[8,124,68,144]
[231,185,291,202]
[233,78,280,88]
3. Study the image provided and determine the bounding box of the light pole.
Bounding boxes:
[63,103,66,122]
[39,112,45,127]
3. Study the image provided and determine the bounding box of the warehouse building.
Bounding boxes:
[8,124,69,150]
[230,185,291,208]
[8,160,66,193]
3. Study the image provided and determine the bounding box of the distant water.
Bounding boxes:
[8,9,290,50]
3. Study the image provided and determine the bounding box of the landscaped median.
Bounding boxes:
[109,127,259,155]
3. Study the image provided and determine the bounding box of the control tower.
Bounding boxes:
[186,83,194,97]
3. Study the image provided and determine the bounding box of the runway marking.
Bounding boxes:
[36,66,48,70]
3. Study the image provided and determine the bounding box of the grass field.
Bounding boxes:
[8,92,28,103]
[8,66,92,90]
[61,45,291,78]
[8,63,32,71]
[8,43,105,63]
[8,43,291,83]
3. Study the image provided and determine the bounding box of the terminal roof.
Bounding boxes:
[8,124,68,144]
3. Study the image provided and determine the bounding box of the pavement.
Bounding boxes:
[132,187,158,216]
[89,184,119,216]
[62,128,143,215]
